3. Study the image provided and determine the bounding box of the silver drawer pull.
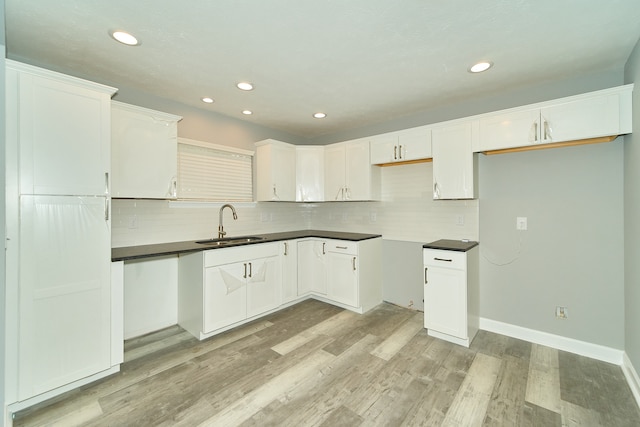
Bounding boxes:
[424,267,428,284]
[434,257,452,262]
[336,246,348,249]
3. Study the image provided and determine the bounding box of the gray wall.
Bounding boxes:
[478,142,624,348]
[624,38,640,370]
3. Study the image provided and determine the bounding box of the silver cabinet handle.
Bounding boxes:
[424,267,428,284]
[533,121,538,142]
[352,256,357,271]
[249,262,252,278]
[104,198,109,221]
[284,242,288,256]
[244,263,247,279]
[433,182,440,199]
[544,120,550,141]
[434,257,453,262]
[398,145,403,159]
[322,242,326,255]
[168,177,177,198]
[105,172,110,196]
[336,246,348,249]
[394,145,398,160]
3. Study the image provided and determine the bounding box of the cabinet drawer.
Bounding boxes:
[423,249,466,270]
[204,242,279,267]
[326,240,358,255]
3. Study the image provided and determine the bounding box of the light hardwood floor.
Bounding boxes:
[13,300,640,426]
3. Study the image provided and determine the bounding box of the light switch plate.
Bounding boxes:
[516,217,527,230]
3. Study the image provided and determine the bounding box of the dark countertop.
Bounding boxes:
[423,239,479,252]
[112,229,382,262]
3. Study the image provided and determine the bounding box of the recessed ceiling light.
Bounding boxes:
[469,61,493,73]
[110,30,140,46]
[237,82,254,91]
[242,110,253,115]
[201,97,215,104]
[313,112,327,119]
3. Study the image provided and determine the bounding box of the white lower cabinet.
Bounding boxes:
[298,238,382,313]
[326,242,358,307]
[179,237,382,340]
[423,245,479,347]
[297,239,328,295]
[178,243,281,339]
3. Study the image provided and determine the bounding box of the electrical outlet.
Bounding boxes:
[517,217,528,231]
[128,215,138,229]
[455,214,464,226]
[556,306,568,319]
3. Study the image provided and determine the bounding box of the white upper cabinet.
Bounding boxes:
[432,121,477,200]
[111,102,182,199]
[8,61,116,196]
[478,85,633,152]
[370,126,432,164]
[296,146,325,202]
[255,139,296,201]
[325,139,380,201]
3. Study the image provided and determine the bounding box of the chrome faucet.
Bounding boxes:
[218,204,238,239]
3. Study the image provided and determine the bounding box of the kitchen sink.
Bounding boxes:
[195,236,266,246]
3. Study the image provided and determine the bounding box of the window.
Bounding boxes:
[177,138,253,201]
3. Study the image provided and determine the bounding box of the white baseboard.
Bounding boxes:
[479,317,624,365]
[623,353,640,409]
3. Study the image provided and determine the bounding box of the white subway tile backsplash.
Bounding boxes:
[111,162,479,247]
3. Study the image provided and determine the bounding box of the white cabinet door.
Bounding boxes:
[18,196,111,400]
[324,144,346,201]
[246,255,281,317]
[204,262,247,333]
[326,252,359,308]
[296,146,325,201]
[281,240,299,303]
[432,122,476,200]
[398,127,432,161]
[14,66,114,196]
[111,102,181,199]
[369,134,398,164]
[424,265,467,339]
[297,240,327,295]
[255,140,296,201]
[345,140,372,200]
[478,108,540,151]
[541,93,620,143]
[370,127,432,165]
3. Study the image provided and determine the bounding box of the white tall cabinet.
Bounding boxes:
[5,61,121,408]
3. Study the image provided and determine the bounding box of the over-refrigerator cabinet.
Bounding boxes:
[5,60,121,407]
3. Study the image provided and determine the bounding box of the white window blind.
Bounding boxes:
[177,138,253,201]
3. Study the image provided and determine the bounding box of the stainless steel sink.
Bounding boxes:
[195,236,266,246]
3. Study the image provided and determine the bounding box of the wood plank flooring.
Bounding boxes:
[13,300,640,426]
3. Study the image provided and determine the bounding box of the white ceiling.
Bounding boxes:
[5,0,640,139]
